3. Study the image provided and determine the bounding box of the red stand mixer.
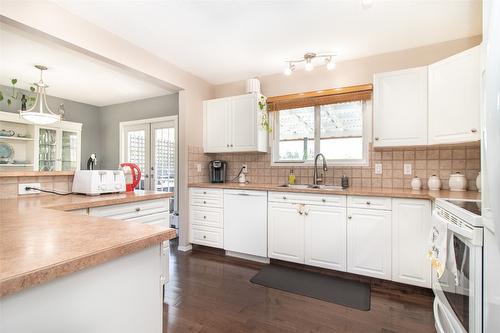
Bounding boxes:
[119,163,141,192]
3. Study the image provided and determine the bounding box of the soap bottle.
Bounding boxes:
[289,169,295,185]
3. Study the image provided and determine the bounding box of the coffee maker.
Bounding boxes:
[209,160,227,183]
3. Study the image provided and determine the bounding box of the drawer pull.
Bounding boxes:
[135,207,141,212]
[471,128,477,133]
[348,216,352,220]
[203,215,207,219]
[283,196,287,200]
[322,198,326,203]
[203,200,206,204]
[366,201,371,205]
[203,235,207,239]
[203,191,207,194]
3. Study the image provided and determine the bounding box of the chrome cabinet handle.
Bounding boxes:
[304,211,309,216]
[283,196,287,200]
[203,200,206,204]
[471,128,477,133]
[366,201,371,205]
[231,144,234,147]
[226,144,229,147]
[374,137,379,141]
[203,215,206,219]
[322,198,326,203]
[203,235,206,239]
[203,191,207,194]
[135,207,141,212]
[348,216,352,220]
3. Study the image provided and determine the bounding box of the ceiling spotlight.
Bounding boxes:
[305,59,314,72]
[282,52,337,76]
[361,0,374,8]
[284,63,295,76]
[326,57,336,70]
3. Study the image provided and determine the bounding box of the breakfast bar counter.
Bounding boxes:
[0,191,175,297]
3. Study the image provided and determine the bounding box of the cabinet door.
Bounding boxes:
[230,94,256,151]
[428,46,480,144]
[36,127,59,171]
[61,130,81,171]
[373,67,428,147]
[203,98,231,152]
[268,202,304,263]
[347,208,392,280]
[392,199,431,288]
[305,205,347,271]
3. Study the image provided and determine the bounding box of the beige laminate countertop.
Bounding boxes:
[0,191,176,298]
[189,183,481,201]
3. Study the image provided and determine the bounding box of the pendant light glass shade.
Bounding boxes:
[19,65,60,125]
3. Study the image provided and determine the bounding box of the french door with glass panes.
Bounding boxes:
[121,118,177,210]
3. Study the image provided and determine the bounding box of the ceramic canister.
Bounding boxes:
[427,175,441,191]
[449,172,468,192]
[411,176,422,190]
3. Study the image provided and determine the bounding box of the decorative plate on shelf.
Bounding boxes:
[0,142,14,163]
[0,129,15,137]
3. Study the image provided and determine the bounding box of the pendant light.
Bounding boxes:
[19,65,61,125]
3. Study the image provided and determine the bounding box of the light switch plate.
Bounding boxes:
[18,183,41,195]
[374,163,382,175]
[404,163,412,175]
[196,164,202,173]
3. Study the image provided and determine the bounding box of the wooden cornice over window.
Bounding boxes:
[267,84,373,112]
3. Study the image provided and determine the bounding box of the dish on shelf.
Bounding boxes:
[0,129,16,137]
[0,142,14,163]
[13,160,31,164]
[16,133,31,138]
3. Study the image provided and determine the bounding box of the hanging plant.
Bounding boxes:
[0,78,36,108]
[258,95,272,133]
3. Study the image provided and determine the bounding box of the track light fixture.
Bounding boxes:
[283,52,337,76]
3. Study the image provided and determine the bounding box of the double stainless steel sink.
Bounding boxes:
[277,184,346,191]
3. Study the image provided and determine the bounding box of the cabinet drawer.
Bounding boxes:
[190,196,223,208]
[268,191,346,207]
[191,226,223,248]
[190,188,223,199]
[347,196,392,210]
[89,199,169,220]
[126,211,171,228]
[191,206,223,228]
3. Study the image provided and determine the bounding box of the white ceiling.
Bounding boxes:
[53,0,481,85]
[0,23,175,107]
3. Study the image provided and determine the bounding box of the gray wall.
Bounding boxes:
[99,94,179,169]
[1,84,179,169]
[0,84,101,170]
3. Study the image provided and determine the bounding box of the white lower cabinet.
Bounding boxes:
[268,202,305,263]
[392,198,432,288]
[305,205,347,271]
[189,188,224,248]
[346,207,392,280]
[88,199,170,227]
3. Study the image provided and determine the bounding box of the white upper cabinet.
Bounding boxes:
[373,66,428,147]
[203,93,268,153]
[428,46,481,144]
[203,97,231,152]
[392,198,431,288]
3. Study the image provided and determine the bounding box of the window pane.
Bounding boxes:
[278,107,315,160]
[320,101,363,160]
[320,137,363,160]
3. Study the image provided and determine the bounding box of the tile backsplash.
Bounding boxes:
[188,142,481,190]
[0,175,73,199]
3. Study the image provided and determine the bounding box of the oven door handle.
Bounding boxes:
[432,211,475,241]
[433,297,447,333]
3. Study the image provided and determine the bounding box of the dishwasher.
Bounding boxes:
[223,189,268,258]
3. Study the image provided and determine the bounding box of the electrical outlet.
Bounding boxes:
[196,164,202,173]
[374,163,383,175]
[242,164,248,174]
[404,163,412,175]
[18,183,41,195]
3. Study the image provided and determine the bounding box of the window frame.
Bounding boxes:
[270,100,371,167]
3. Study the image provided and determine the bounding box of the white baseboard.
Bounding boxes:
[177,244,192,252]
[226,250,270,264]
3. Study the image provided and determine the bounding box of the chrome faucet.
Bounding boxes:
[313,153,328,186]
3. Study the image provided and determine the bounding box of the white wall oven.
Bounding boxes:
[432,199,483,333]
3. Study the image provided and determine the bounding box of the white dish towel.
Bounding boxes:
[428,212,448,278]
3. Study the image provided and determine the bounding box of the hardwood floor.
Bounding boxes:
[163,240,436,333]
